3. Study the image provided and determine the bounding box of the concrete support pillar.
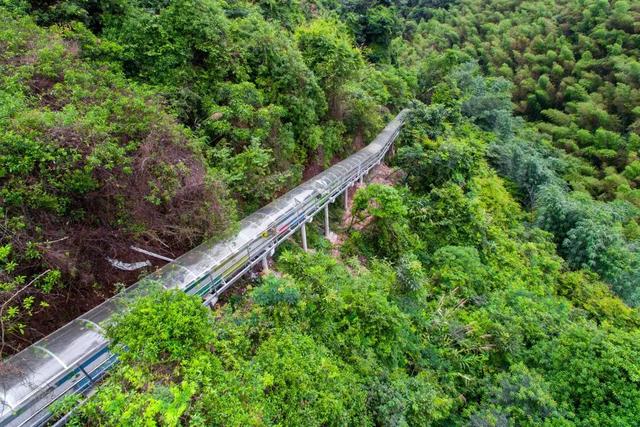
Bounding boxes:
[301,222,308,252]
[359,175,364,185]
[324,204,330,237]
[344,187,349,211]
[261,256,269,272]
[204,294,218,308]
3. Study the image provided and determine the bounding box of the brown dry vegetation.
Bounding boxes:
[0,17,235,355]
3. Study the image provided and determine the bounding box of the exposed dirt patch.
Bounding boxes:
[303,153,325,181]
[35,124,231,287]
[16,279,121,347]
[368,163,404,186]
[28,74,59,94]
[29,73,65,109]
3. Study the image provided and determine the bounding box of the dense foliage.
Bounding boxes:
[402,0,640,203]
[0,9,234,354]
[4,0,640,424]
[396,2,640,308]
[0,0,410,355]
[74,107,640,424]
[401,60,640,306]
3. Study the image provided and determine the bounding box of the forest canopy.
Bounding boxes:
[71,101,640,425]
[0,0,409,355]
[2,0,640,425]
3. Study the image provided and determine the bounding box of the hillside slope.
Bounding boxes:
[0,1,410,356]
[0,10,235,355]
[3,0,640,424]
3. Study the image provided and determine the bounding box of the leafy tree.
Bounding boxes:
[535,185,640,304]
[529,323,640,425]
[349,183,420,260]
[410,183,488,253]
[395,252,426,293]
[107,290,215,364]
[360,6,402,62]
[397,133,485,193]
[469,363,570,426]
[451,62,518,139]
[428,246,488,298]
[488,138,565,208]
[295,18,364,117]
[248,331,368,425]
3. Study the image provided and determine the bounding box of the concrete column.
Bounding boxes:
[344,187,349,211]
[301,222,308,252]
[324,204,330,237]
[261,256,269,272]
[204,294,218,308]
[359,175,364,185]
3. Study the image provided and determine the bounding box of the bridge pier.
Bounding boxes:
[261,256,269,272]
[301,222,308,252]
[344,187,349,211]
[204,294,218,308]
[324,204,330,237]
[359,174,364,185]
